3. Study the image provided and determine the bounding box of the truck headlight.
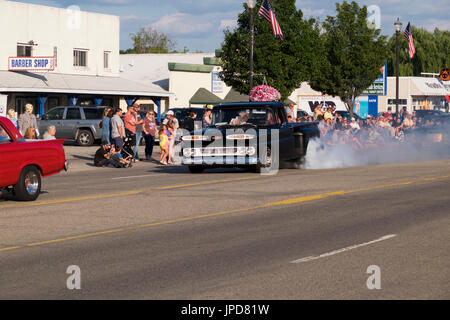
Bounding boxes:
[183,148,192,157]
[226,134,255,140]
[182,135,208,141]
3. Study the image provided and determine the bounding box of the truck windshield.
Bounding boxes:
[212,107,276,126]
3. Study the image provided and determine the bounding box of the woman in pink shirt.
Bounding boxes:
[143,111,157,161]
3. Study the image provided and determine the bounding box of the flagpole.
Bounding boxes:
[247,0,256,93]
[394,18,402,117]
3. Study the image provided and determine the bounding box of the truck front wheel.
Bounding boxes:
[14,166,41,201]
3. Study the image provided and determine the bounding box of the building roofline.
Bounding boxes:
[4,0,120,19]
[0,87,172,97]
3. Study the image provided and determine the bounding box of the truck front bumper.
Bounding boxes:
[182,156,258,166]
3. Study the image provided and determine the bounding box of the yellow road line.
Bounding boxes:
[153,177,256,190]
[1,174,449,254]
[0,246,22,252]
[0,176,260,209]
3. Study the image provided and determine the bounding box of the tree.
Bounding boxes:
[220,0,323,100]
[308,1,388,118]
[386,27,450,76]
[128,27,176,54]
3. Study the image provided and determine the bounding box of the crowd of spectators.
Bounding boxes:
[289,105,448,150]
[6,105,56,140]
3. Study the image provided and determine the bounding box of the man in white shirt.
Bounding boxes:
[42,125,56,140]
[349,118,360,130]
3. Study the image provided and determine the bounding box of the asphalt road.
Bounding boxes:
[0,158,449,299]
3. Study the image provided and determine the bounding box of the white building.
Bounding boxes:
[119,53,217,114]
[379,77,450,112]
[0,0,170,117]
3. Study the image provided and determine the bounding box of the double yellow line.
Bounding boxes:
[0,174,448,254]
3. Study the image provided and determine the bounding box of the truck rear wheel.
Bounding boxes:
[77,130,94,146]
[14,166,41,201]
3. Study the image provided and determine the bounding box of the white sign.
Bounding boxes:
[297,95,347,113]
[8,56,55,71]
[211,71,223,93]
[0,94,7,117]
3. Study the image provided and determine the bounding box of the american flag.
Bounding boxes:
[258,0,283,40]
[403,22,415,59]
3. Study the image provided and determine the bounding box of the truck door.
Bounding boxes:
[275,107,294,160]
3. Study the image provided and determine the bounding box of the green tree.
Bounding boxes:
[128,27,176,54]
[386,27,450,76]
[309,1,388,118]
[220,0,323,99]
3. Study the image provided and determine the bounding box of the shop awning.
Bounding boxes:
[0,70,172,97]
[189,88,223,105]
[222,88,249,103]
[411,77,450,96]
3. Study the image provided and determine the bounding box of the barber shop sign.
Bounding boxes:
[8,56,56,71]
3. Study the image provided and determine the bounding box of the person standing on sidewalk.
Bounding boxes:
[7,109,19,129]
[123,105,137,159]
[132,104,144,161]
[101,107,112,145]
[202,105,212,127]
[143,111,157,161]
[111,108,125,148]
[19,103,38,137]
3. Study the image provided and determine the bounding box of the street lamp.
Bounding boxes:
[394,18,402,117]
[247,0,256,92]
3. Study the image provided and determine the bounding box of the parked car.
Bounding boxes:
[180,102,320,173]
[415,109,450,121]
[38,106,106,146]
[0,117,68,201]
[161,107,206,129]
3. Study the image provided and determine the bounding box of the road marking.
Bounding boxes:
[153,177,257,190]
[290,234,397,264]
[111,174,168,180]
[0,175,448,254]
[0,176,260,209]
[0,246,22,253]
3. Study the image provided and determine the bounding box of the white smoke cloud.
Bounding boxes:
[302,124,450,170]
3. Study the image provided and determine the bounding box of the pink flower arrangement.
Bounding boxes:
[249,85,281,102]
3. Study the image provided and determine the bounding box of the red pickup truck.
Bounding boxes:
[0,117,68,201]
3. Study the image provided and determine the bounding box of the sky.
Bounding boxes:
[14,0,450,53]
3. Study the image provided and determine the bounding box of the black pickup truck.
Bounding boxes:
[180,102,320,173]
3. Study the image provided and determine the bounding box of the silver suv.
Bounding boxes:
[38,106,106,146]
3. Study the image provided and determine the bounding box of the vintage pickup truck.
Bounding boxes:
[180,102,320,173]
[0,117,68,201]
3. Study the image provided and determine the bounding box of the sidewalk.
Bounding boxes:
[63,144,162,172]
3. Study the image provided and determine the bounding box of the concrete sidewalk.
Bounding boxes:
[63,144,162,172]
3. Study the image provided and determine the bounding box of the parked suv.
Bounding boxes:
[38,106,106,146]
